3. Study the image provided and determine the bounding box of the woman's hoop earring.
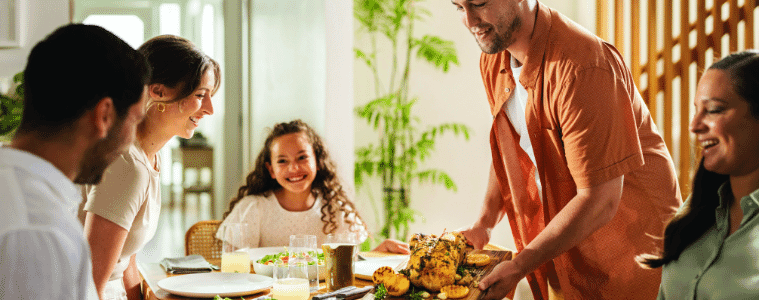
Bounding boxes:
[156,103,166,112]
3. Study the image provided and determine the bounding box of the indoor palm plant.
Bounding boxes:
[0,72,24,141]
[354,0,471,242]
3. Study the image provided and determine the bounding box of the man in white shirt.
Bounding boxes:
[0,24,150,299]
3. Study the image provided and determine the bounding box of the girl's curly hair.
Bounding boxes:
[222,119,366,235]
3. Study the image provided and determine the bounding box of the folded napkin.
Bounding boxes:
[160,255,219,274]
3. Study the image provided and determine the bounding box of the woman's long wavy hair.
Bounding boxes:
[222,120,366,235]
[639,50,759,268]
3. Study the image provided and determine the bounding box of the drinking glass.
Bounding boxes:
[219,222,251,273]
[289,234,319,293]
[271,255,310,300]
[322,232,358,291]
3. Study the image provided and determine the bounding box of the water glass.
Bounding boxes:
[219,222,251,273]
[322,233,358,291]
[272,258,310,300]
[289,234,319,293]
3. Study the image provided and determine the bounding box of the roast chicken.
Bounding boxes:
[403,232,471,291]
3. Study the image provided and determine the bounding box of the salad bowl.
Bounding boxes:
[247,247,326,280]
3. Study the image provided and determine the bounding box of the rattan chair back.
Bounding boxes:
[185,220,223,261]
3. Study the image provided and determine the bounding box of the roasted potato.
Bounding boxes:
[372,266,410,296]
[465,253,491,267]
[373,266,395,285]
[440,285,469,299]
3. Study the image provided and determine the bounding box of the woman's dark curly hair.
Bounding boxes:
[222,120,366,235]
[639,50,759,268]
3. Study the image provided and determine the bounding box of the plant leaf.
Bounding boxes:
[354,48,374,69]
[415,170,458,192]
[414,35,459,73]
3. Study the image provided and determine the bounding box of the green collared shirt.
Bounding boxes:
[658,184,759,299]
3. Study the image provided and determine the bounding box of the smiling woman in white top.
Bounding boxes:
[82,35,221,300]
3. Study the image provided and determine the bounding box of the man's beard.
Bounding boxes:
[478,16,521,55]
[74,117,131,185]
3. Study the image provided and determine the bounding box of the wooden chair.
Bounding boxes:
[185,220,223,262]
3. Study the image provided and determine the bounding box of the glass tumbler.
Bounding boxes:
[289,234,319,293]
[272,254,310,300]
[219,222,251,273]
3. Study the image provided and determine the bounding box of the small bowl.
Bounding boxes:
[252,261,275,277]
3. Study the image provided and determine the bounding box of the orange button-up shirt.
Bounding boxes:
[481,3,682,299]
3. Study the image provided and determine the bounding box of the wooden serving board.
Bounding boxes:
[390,249,513,300]
[458,250,512,300]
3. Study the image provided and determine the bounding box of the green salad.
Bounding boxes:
[213,295,243,300]
[256,250,325,266]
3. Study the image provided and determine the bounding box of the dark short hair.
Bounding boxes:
[137,35,221,104]
[19,24,150,135]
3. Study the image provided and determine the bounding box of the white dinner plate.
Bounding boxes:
[157,272,274,298]
[354,255,409,280]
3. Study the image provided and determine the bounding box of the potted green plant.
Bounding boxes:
[354,0,471,242]
[0,72,24,141]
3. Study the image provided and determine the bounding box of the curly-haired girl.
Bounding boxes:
[219,120,408,253]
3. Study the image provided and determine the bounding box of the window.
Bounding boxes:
[82,15,144,49]
[201,4,215,58]
[159,3,181,36]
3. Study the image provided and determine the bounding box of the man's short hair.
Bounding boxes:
[18,24,150,135]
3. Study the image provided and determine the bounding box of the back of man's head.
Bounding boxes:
[18,24,150,136]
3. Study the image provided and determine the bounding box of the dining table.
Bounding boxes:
[138,254,384,300]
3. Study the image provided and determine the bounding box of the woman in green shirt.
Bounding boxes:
[639,50,759,299]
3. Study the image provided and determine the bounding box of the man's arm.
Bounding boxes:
[479,175,624,299]
[461,164,508,249]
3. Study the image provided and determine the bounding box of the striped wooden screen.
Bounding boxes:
[596,0,758,196]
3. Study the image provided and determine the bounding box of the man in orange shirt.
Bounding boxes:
[452,0,683,299]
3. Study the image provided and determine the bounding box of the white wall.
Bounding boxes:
[245,0,355,191]
[0,0,69,87]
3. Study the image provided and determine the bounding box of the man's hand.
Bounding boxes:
[458,225,491,250]
[478,260,525,300]
[372,239,411,254]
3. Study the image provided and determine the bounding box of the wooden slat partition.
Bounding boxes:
[597,0,609,42]
[615,0,625,55]
[596,0,759,197]
[631,2,642,88]
[647,0,659,119]
[679,0,691,197]
[746,0,756,47]
[663,1,673,144]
